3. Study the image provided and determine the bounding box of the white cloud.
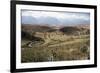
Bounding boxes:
[21,10,90,25]
[22,10,90,21]
[22,11,65,18]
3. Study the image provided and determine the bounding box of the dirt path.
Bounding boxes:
[48,39,88,47]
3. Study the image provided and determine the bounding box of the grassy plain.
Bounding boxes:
[21,25,90,62]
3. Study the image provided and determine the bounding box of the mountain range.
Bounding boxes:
[22,15,90,26]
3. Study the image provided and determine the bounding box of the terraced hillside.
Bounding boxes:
[21,24,90,62]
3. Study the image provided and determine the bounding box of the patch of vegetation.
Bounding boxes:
[21,24,90,63]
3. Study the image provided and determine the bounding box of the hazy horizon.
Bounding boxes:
[21,10,90,26]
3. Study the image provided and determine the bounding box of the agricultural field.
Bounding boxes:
[21,24,90,63]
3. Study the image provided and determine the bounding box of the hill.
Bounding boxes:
[22,24,55,33]
[21,24,90,62]
[60,26,90,35]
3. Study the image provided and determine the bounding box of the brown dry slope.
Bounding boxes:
[21,24,90,62]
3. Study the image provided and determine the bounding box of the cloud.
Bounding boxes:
[21,10,90,26]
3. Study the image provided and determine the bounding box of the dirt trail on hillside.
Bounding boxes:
[48,39,88,48]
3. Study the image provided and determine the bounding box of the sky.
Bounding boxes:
[21,10,90,26]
